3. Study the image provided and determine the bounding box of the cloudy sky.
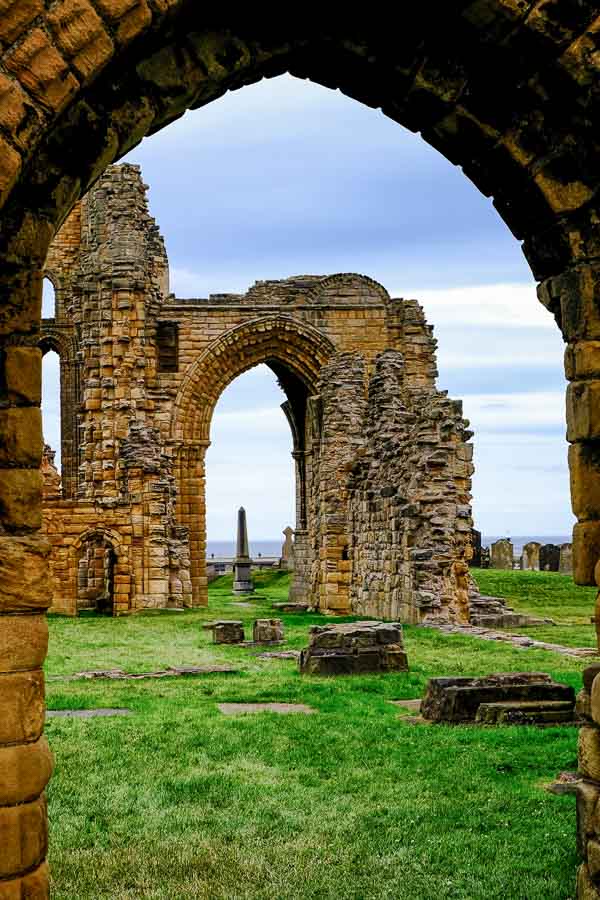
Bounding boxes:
[42,74,571,541]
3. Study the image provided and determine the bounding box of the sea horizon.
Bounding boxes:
[207,533,573,559]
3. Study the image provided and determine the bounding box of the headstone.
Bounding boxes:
[490,538,513,570]
[280,526,295,571]
[233,506,254,594]
[253,619,284,643]
[559,543,573,574]
[521,541,541,571]
[203,620,245,644]
[470,529,482,568]
[300,621,408,676]
[540,543,560,572]
[480,546,490,569]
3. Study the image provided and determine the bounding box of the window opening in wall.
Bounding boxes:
[42,278,56,318]
[157,322,179,372]
[42,348,61,473]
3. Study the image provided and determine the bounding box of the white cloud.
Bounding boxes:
[463,391,565,431]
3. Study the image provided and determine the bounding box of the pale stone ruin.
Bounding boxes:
[421,673,575,725]
[521,541,542,571]
[490,539,514,570]
[299,621,409,675]
[40,163,482,625]
[233,507,254,595]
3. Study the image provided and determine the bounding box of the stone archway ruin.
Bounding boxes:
[0,6,598,896]
[39,163,475,622]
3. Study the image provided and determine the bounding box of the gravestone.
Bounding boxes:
[233,507,254,594]
[470,529,482,568]
[203,620,245,644]
[253,619,284,643]
[490,538,514,570]
[540,543,560,572]
[559,543,573,574]
[280,526,295,572]
[300,621,408,675]
[521,541,541,571]
[480,546,490,569]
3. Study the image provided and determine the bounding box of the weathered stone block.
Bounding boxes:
[577,780,600,859]
[0,408,43,467]
[0,860,49,900]
[571,443,600,520]
[0,795,47,880]
[421,673,574,723]
[0,615,48,673]
[0,670,45,745]
[0,537,50,612]
[252,619,283,643]
[578,863,600,899]
[574,522,600,585]
[204,621,244,644]
[0,469,43,530]
[0,738,53,807]
[580,726,600,782]
[300,621,408,676]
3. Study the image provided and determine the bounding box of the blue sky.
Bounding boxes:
[42,74,571,540]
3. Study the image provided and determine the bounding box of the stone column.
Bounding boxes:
[175,442,208,607]
[0,267,53,895]
[233,506,254,594]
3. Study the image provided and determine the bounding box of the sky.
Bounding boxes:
[41,74,572,541]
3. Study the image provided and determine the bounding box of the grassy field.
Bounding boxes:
[471,567,598,647]
[45,570,595,899]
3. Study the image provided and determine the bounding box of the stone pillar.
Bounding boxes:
[0,266,53,894]
[175,442,208,607]
[233,506,254,594]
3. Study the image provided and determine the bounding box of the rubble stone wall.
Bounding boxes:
[41,164,475,621]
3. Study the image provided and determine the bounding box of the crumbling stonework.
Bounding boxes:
[42,164,477,624]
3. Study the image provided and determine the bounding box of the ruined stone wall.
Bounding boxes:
[42,163,474,622]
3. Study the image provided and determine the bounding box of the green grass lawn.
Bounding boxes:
[471,567,598,647]
[46,570,592,899]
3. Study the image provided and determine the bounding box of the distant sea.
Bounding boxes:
[207,540,281,559]
[482,535,571,555]
[208,535,572,559]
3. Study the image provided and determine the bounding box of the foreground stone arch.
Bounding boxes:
[0,4,598,896]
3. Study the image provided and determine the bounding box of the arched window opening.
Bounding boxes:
[42,278,56,318]
[41,348,61,483]
[205,364,295,564]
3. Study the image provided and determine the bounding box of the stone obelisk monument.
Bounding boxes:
[233,507,254,594]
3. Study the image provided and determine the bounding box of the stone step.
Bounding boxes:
[475,699,575,725]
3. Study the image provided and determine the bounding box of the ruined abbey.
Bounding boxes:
[41,164,475,624]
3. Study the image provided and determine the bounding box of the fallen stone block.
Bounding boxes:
[252,618,284,643]
[203,620,245,644]
[421,673,575,723]
[300,621,409,676]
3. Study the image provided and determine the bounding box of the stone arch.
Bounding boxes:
[0,7,598,896]
[171,314,336,443]
[171,314,336,606]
